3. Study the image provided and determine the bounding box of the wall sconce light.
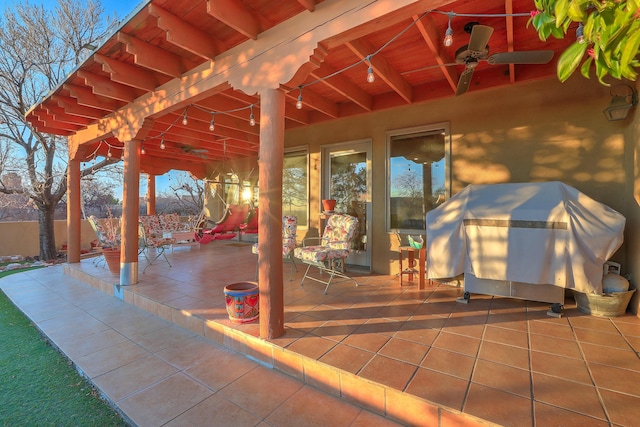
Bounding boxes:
[603,84,638,121]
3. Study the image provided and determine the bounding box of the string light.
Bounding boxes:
[443,13,453,47]
[182,109,188,125]
[209,113,215,131]
[576,22,585,43]
[160,137,165,150]
[107,147,112,158]
[249,105,255,126]
[296,86,303,109]
[141,144,145,155]
[366,55,375,83]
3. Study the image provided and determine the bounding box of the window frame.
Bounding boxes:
[385,122,451,234]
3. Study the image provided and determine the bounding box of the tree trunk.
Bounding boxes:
[38,206,58,261]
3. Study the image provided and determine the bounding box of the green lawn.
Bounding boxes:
[0,269,126,426]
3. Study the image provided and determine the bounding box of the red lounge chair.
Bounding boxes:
[239,207,258,235]
[196,204,250,242]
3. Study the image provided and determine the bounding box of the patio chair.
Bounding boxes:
[138,221,175,273]
[294,213,359,294]
[196,204,249,242]
[252,215,298,281]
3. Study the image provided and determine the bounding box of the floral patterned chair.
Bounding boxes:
[252,215,298,281]
[294,213,359,294]
[138,216,175,273]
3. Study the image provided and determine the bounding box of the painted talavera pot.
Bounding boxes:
[224,282,259,323]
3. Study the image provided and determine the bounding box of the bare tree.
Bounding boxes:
[0,0,119,260]
[159,172,204,216]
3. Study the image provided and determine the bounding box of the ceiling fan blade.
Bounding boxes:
[468,25,493,54]
[487,50,554,65]
[456,68,474,96]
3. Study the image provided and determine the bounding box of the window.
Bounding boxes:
[387,123,450,232]
[283,150,308,227]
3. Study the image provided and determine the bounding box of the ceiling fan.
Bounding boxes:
[180,144,208,158]
[454,22,554,96]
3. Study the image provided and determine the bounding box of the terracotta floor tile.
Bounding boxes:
[310,320,359,342]
[342,331,390,353]
[472,359,531,398]
[286,334,337,359]
[319,343,374,374]
[532,372,607,420]
[580,341,640,369]
[421,347,475,380]
[432,331,481,357]
[61,328,129,359]
[350,409,405,427]
[156,336,227,370]
[186,350,258,391]
[486,312,529,332]
[529,318,575,340]
[599,388,640,426]
[164,394,261,427]
[477,340,530,369]
[534,401,610,427]
[569,316,619,333]
[588,363,640,396]
[530,350,592,384]
[393,322,440,345]
[464,383,533,427]
[378,337,429,365]
[218,365,303,419]
[354,317,404,337]
[132,324,197,353]
[405,368,469,411]
[265,385,362,427]
[441,318,486,338]
[359,354,418,391]
[573,327,632,349]
[612,317,640,337]
[92,354,179,402]
[117,372,214,426]
[529,333,582,359]
[483,324,529,348]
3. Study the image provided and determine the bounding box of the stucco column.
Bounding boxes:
[258,88,285,339]
[66,158,81,263]
[120,139,141,286]
[147,174,156,215]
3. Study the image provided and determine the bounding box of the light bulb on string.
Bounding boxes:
[160,137,165,150]
[296,86,303,109]
[141,144,145,155]
[443,14,453,47]
[182,110,188,125]
[107,147,112,158]
[209,114,215,131]
[249,105,255,126]
[365,55,375,83]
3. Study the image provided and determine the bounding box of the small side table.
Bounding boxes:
[398,246,426,289]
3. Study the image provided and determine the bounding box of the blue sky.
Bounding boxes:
[0,0,142,17]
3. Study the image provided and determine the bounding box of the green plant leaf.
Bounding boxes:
[554,0,570,25]
[580,56,593,78]
[557,41,588,82]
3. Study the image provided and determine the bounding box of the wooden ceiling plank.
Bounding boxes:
[413,14,458,93]
[45,106,93,126]
[288,86,339,118]
[346,38,413,104]
[117,32,186,78]
[94,54,159,91]
[149,4,220,61]
[62,84,120,111]
[505,0,515,83]
[206,0,259,40]
[297,0,316,11]
[77,70,138,103]
[312,63,373,111]
[52,95,107,119]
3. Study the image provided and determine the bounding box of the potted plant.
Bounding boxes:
[89,209,121,275]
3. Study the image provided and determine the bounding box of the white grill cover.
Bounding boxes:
[426,182,625,294]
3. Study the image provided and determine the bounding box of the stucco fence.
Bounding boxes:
[0,220,96,258]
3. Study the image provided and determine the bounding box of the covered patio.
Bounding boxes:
[15,243,630,426]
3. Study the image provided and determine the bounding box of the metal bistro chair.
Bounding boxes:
[253,215,298,281]
[138,218,175,273]
[294,213,359,294]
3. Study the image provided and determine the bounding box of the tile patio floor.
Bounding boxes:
[2,240,640,426]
